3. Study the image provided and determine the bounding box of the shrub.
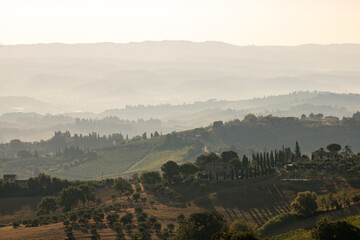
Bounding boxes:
[12,221,20,228]
[230,219,255,233]
[290,191,318,217]
[167,223,175,232]
[149,216,157,224]
[258,213,300,235]
[135,206,143,214]
[121,213,133,225]
[137,212,148,222]
[106,213,119,226]
[153,222,161,233]
[177,214,185,222]
[125,223,134,232]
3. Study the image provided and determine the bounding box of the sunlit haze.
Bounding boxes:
[1,0,360,45]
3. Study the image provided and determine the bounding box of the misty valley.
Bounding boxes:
[1,5,360,238]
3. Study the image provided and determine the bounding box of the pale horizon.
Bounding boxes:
[1,0,360,46]
[2,40,360,47]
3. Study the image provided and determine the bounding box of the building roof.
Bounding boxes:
[3,174,17,179]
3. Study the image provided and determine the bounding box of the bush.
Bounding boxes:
[121,213,133,225]
[177,214,185,222]
[137,212,148,222]
[135,206,143,214]
[258,213,300,235]
[106,213,119,226]
[125,223,134,231]
[230,219,255,233]
[149,216,157,225]
[12,221,20,228]
[153,222,161,233]
[290,191,318,217]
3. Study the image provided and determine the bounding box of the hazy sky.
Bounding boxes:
[1,0,360,45]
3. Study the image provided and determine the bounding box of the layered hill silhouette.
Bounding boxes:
[1,41,360,113]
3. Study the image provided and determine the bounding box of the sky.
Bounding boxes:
[1,0,359,46]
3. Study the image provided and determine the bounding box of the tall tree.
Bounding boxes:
[179,163,199,177]
[221,151,239,163]
[327,143,341,153]
[196,152,220,170]
[37,196,58,215]
[161,161,180,183]
[295,141,301,158]
[59,186,84,211]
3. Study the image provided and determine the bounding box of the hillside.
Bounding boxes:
[0,91,359,143]
[0,113,359,180]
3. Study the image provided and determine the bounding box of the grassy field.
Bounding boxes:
[0,135,198,180]
[127,147,190,173]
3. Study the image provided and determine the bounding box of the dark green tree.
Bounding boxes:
[132,193,140,202]
[79,184,95,206]
[229,157,242,179]
[327,143,341,153]
[295,141,301,158]
[179,162,199,177]
[196,152,220,170]
[59,186,84,211]
[161,161,180,183]
[221,151,239,163]
[113,177,133,196]
[175,211,227,240]
[37,196,58,215]
[106,213,119,226]
[140,171,161,187]
[312,218,360,240]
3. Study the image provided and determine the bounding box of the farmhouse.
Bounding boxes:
[204,160,233,182]
[311,148,342,160]
[3,174,17,183]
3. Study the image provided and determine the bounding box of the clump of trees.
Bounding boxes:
[175,210,261,240]
[36,183,96,215]
[113,177,134,196]
[0,173,109,197]
[312,218,360,240]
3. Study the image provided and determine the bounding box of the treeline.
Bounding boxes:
[0,129,163,159]
[0,173,106,197]
[282,154,360,179]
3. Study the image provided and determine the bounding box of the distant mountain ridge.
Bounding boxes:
[1,41,360,112]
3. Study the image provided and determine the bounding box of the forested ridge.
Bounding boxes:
[0,112,359,179]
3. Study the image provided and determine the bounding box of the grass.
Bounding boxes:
[271,213,360,240]
[50,144,152,179]
[128,147,190,172]
[0,135,196,180]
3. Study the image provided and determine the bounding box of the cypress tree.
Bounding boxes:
[295,141,301,158]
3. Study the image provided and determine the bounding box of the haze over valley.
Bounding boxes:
[1,41,360,113]
[2,1,360,239]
